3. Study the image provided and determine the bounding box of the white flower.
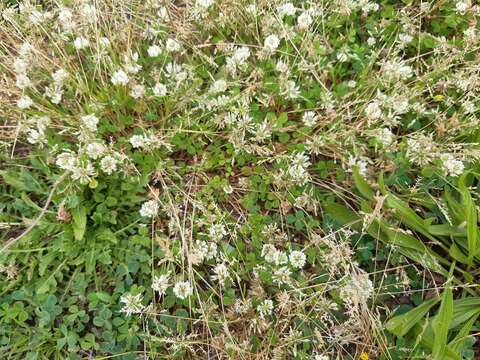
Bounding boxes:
[257,299,273,318]
[26,128,45,145]
[340,272,373,305]
[209,79,227,94]
[45,85,63,104]
[17,95,33,109]
[276,60,289,73]
[212,263,229,285]
[152,274,170,295]
[365,101,382,120]
[441,155,464,177]
[272,266,292,286]
[297,11,313,30]
[336,50,348,62]
[100,155,118,175]
[86,143,105,159]
[209,223,227,241]
[264,34,280,51]
[52,69,69,84]
[73,36,89,50]
[147,45,161,57]
[80,4,97,22]
[282,80,300,99]
[455,1,468,14]
[99,37,111,48]
[120,293,144,316]
[173,281,193,299]
[71,161,95,184]
[56,152,77,171]
[398,33,413,46]
[377,128,394,147]
[130,84,146,99]
[130,134,148,148]
[196,0,214,8]
[165,38,181,52]
[13,58,28,74]
[81,114,99,132]
[277,3,296,17]
[152,83,167,96]
[347,156,368,177]
[140,200,159,218]
[289,250,306,268]
[111,69,129,85]
[15,73,31,89]
[367,37,376,46]
[302,111,318,127]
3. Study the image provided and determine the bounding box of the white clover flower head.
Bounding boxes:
[173,281,193,299]
[56,152,78,171]
[99,37,111,48]
[73,36,89,50]
[377,128,394,147]
[212,263,229,285]
[17,95,34,109]
[340,271,373,306]
[209,223,227,241]
[130,84,146,99]
[80,3,97,22]
[129,134,152,149]
[209,79,227,94]
[165,38,181,52]
[71,160,95,185]
[147,45,161,57]
[275,60,289,73]
[152,274,170,295]
[111,69,129,85]
[196,0,215,8]
[272,266,292,286]
[277,3,296,17]
[264,34,280,51]
[367,37,376,46]
[81,114,99,132]
[52,69,69,84]
[152,82,167,97]
[86,143,105,159]
[289,250,306,269]
[26,128,45,145]
[441,154,464,177]
[15,73,32,89]
[100,155,118,175]
[347,80,357,88]
[297,11,313,30]
[365,101,382,120]
[257,299,273,318]
[13,58,29,74]
[140,200,159,218]
[120,293,144,316]
[302,111,318,127]
[347,156,368,177]
[455,1,469,14]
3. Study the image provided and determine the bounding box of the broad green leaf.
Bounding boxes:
[448,312,480,353]
[352,167,374,200]
[72,206,87,241]
[432,284,453,359]
[386,297,440,337]
[458,174,478,266]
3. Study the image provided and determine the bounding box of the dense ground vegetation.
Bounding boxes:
[1,0,480,359]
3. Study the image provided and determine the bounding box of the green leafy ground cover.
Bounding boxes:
[1,0,480,359]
